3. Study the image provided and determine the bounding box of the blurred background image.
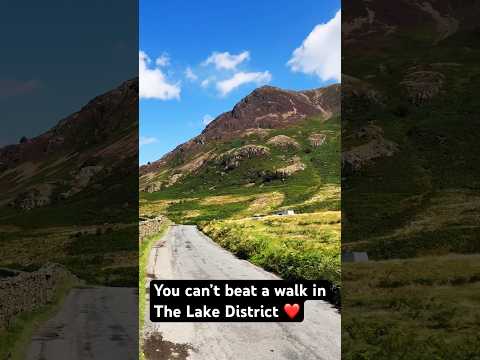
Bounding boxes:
[0,1,138,359]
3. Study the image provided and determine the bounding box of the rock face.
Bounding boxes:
[203,84,340,141]
[216,145,270,171]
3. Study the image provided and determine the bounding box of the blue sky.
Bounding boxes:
[0,0,137,147]
[140,0,341,165]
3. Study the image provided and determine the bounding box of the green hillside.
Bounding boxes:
[140,115,341,284]
[141,116,339,221]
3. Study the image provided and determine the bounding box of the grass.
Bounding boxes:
[139,223,169,360]
[0,224,139,287]
[342,255,480,359]
[0,275,78,360]
[200,212,341,285]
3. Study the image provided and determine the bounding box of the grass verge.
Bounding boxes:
[200,212,340,285]
[139,223,170,359]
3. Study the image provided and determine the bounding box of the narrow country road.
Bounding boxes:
[26,287,138,360]
[143,225,340,360]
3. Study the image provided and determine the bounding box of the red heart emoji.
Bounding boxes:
[284,303,300,319]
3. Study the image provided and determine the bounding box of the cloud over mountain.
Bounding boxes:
[288,10,341,82]
[216,71,272,96]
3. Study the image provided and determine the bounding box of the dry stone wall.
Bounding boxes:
[140,216,168,243]
[0,263,76,330]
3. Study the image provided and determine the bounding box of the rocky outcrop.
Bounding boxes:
[309,134,327,147]
[275,156,306,179]
[342,124,398,172]
[0,264,76,329]
[216,145,270,171]
[401,68,445,105]
[144,182,162,193]
[9,184,54,210]
[267,135,300,150]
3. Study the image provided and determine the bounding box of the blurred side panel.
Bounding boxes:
[0,1,138,359]
[342,1,480,358]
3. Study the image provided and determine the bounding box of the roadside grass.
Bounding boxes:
[0,275,79,360]
[139,223,170,359]
[342,254,480,359]
[200,212,341,285]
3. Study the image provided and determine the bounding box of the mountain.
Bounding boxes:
[0,78,138,225]
[140,84,340,199]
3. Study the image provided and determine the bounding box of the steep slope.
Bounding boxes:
[0,79,138,286]
[0,79,138,225]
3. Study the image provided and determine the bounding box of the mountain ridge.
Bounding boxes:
[0,78,138,216]
[140,83,340,177]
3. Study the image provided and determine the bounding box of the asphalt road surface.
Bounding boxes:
[143,225,340,360]
[26,287,138,360]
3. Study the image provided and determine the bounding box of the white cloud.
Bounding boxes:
[287,10,341,82]
[216,71,272,96]
[202,114,214,126]
[185,67,198,81]
[201,77,214,88]
[155,53,170,67]
[139,50,181,100]
[140,136,158,147]
[203,51,250,70]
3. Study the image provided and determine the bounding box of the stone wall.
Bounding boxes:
[139,216,168,243]
[0,263,76,330]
